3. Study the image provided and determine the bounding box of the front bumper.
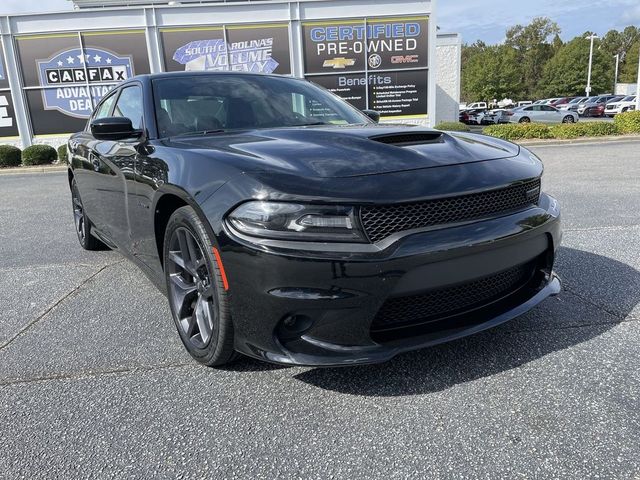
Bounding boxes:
[218,193,562,366]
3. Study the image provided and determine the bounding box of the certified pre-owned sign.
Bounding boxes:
[303,17,429,74]
[37,47,133,118]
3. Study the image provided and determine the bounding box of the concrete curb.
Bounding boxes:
[0,165,67,175]
[518,134,640,147]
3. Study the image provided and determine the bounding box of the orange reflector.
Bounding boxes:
[212,247,229,291]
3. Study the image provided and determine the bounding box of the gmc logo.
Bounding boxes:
[391,55,419,64]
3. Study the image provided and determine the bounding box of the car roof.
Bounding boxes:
[119,71,293,88]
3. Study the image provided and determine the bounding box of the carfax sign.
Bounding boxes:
[37,47,133,118]
[303,16,429,118]
[16,30,150,135]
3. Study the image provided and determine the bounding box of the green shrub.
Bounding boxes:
[435,121,470,132]
[550,122,619,139]
[0,145,22,168]
[22,144,58,166]
[57,144,68,164]
[614,110,640,134]
[483,123,553,140]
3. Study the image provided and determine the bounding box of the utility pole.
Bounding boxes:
[613,53,620,94]
[585,34,598,97]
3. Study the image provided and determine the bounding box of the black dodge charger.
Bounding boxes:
[67,72,561,367]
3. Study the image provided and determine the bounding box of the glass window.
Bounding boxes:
[113,86,144,129]
[94,93,118,120]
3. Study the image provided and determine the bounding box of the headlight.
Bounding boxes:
[226,201,367,242]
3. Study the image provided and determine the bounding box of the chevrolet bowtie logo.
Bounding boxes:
[323,57,356,69]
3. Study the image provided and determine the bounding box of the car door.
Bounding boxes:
[541,105,560,123]
[69,90,119,236]
[90,84,144,251]
[529,105,544,122]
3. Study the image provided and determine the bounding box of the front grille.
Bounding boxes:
[371,262,535,331]
[360,179,540,243]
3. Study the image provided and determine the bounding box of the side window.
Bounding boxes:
[113,85,144,130]
[94,93,117,121]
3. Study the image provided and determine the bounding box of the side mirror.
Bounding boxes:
[362,109,381,123]
[91,117,141,141]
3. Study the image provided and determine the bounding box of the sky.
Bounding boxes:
[1,0,640,45]
[438,0,640,44]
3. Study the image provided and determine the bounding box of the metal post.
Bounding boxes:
[635,47,640,111]
[585,34,597,97]
[613,53,619,94]
[0,18,32,148]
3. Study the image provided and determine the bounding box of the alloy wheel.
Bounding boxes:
[71,183,85,244]
[167,227,217,349]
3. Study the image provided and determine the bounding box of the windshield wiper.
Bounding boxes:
[171,129,227,138]
[290,121,331,127]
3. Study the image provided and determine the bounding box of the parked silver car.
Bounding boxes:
[508,105,579,124]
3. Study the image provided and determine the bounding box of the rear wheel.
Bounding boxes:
[163,206,237,366]
[71,178,107,251]
[562,115,575,123]
[519,117,530,123]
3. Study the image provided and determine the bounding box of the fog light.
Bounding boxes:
[281,314,313,334]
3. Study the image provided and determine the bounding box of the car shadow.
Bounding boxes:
[292,247,639,396]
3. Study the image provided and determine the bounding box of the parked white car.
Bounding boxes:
[467,111,488,125]
[558,97,587,111]
[464,102,488,110]
[508,105,579,124]
[482,109,509,124]
[605,95,636,116]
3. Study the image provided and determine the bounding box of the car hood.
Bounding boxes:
[164,126,519,178]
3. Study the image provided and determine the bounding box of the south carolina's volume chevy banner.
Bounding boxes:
[303,16,429,118]
[161,24,291,74]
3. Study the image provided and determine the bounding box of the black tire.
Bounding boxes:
[163,206,237,367]
[562,115,575,123]
[71,178,107,251]
[519,117,530,123]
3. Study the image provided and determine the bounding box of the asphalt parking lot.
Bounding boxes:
[1,138,639,479]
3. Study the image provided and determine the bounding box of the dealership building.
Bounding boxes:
[0,0,460,148]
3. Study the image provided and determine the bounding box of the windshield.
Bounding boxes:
[568,97,583,104]
[152,74,370,137]
[622,95,635,102]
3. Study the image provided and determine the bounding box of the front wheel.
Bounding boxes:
[519,117,531,123]
[562,115,575,123]
[163,206,237,367]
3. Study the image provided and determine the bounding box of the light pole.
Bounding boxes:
[585,34,598,97]
[636,47,640,111]
[613,53,620,94]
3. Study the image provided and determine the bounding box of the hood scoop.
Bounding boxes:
[369,132,444,147]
